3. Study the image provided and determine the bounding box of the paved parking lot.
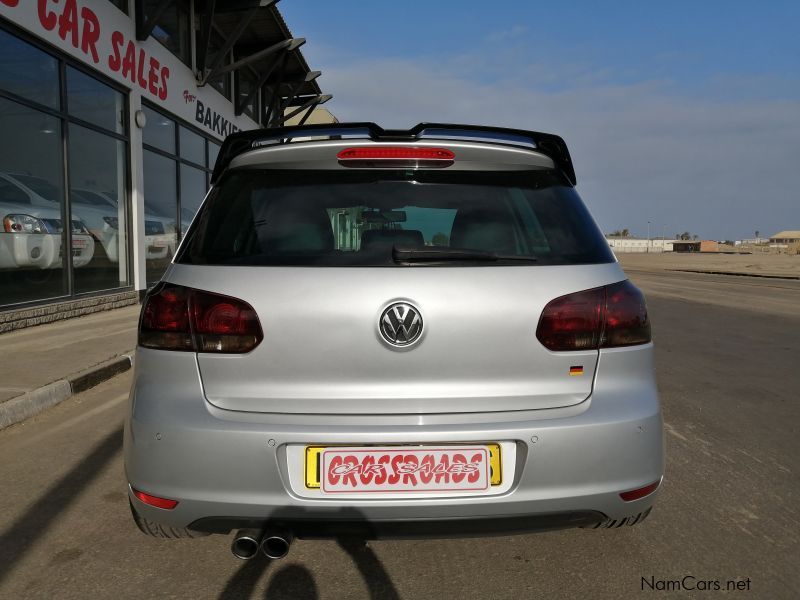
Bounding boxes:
[0,269,797,599]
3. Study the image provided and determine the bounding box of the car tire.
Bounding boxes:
[22,269,54,285]
[587,507,652,529]
[129,500,210,538]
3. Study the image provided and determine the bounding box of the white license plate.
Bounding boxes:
[72,239,87,249]
[318,446,490,493]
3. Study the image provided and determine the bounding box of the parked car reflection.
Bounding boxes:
[71,188,174,261]
[0,196,94,271]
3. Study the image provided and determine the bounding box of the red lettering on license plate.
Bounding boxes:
[321,447,489,493]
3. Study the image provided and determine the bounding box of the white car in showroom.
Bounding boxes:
[0,188,94,271]
[71,188,174,262]
[0,173,174,263]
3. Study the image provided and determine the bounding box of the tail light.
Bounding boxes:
[337,146,455,168]
[139,283,263,353]
[536,280,651,351]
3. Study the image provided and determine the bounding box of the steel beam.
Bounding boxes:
[195,0,217,78]
[296,105,315,126]
[235,51,287,116]
[275,94,332,126]
[206,38,304,87]
[135,0,176,42]
[264,51,290,126]
[198,5,263,85]
[278,71,321,113]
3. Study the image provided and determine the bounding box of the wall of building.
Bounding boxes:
[0,1,256,139]
[284,106,338,126]
[699,240,719,253]
[606,238,675,253]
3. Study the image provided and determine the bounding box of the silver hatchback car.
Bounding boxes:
[124,123,664,560]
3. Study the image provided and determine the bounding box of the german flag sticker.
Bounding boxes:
[569,366,584,376]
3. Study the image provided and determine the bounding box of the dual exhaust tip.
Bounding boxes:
[231,527,293,560]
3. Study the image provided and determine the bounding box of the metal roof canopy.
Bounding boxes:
[210,122,577,185]
[136,0,328,125]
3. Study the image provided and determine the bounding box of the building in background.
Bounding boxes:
[671,240,720,253]
[738,237,768,245]
[0,0,331,327]
[284,106,338,126]
[606,237,675,253]
[769,231,800,248]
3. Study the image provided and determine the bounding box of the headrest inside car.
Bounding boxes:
[360,229,424,251]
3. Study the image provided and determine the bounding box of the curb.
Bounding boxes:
[668,269,800,281]
[0,352,134,431]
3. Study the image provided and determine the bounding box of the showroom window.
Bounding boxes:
[0,27,130,309]
[141,105,220,285]
[237,70,259,121]
[142,0,192,67]
[107,0,128,14]
[203,29,233,100]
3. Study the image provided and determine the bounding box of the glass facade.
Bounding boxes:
[143,0,191,66]
[142,150,177,284]
[237,71,259,120]
[204,30,233,100]
[68,126,129,294]
[0,29,59,109]
[142,105,219,285]
[108,0,128,14]
[0,0,280,310]
[66,67,125,134]
[0,27,130,308]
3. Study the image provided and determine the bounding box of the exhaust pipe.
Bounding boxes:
[230,529,262,560]
[260,527,293,559]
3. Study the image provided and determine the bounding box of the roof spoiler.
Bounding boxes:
[209,122,576,185]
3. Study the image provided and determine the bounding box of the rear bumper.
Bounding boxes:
[125,345,664,533]
[187,511,607,538]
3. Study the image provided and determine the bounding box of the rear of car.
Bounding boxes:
[124,124,663,557]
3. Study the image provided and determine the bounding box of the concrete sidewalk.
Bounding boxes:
[0,305,139,429]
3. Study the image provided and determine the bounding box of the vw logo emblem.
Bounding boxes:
[379,302,424,348]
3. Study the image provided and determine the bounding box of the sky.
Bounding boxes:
[280,0,799,240]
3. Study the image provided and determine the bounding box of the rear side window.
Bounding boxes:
[177,169,614,266]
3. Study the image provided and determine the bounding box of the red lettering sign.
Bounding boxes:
[13,0,171,100]
[323,450,486,491]
[38,0,57,30]
[104,30,168,100]
[57,0,79,48]
[80,7,100,63]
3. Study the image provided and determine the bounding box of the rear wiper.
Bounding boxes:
[392,246,538,263]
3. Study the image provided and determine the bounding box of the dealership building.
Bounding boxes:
[0,0,331,330]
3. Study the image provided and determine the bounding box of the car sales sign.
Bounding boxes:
[0,0,257,140]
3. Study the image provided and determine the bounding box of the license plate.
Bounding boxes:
[72,239,87,248]
[305,444,502,493]
[151,239,167,247]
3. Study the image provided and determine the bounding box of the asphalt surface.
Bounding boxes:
[0,269,798,599]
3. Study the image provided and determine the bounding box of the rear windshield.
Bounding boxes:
[176,169,614,266]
